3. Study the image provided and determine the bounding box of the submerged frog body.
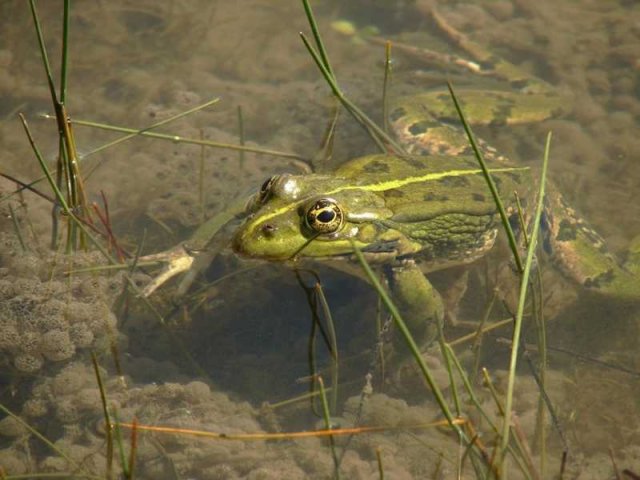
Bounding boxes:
[231,11,640,347]
[145,8,640,349]
[232,145,640,348]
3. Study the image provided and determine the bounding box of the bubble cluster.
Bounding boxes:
[3,358,390,478]
[0,233,123,373]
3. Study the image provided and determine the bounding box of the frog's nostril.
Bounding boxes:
[261,224,277,237]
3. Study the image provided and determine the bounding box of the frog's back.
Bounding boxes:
[335,154,527,222]
[331,154,530,271]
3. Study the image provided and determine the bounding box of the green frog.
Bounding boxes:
[143,9,640,350]
[231,148,640,346]
[227,13,640,349]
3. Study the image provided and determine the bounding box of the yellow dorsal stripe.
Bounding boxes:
[328,166,527,193]
[247,166,527,229]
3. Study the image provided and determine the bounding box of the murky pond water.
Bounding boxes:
[1,0,639,478]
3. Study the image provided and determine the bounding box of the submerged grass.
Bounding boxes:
[91,353,114,478]
[66,116,308,164]
[499,132,550,472]
[349,243,465,437]
[19,113,115,264]
[317,376,341,479]
[294,269,340,416]
[449,82,553,475]
[446,81,524,274]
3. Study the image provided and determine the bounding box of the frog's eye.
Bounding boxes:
[258,175,279,204]
[304,198,344,234]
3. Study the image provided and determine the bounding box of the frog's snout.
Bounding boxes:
[232,220,281,259]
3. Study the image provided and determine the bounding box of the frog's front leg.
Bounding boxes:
[386,260,444,353]
[139,196,248,298]
[138,245,197,298]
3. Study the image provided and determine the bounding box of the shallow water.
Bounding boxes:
[0,0,639,478]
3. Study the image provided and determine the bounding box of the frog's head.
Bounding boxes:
[232,173,389,260]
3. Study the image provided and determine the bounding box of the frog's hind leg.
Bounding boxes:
[389,7,566,159]
[390,95,513,163]
[390,84,563,160]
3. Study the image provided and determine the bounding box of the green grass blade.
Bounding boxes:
[314,282,339,414]
[301,0,334,77]
[112,410,130,478]
[499,132,552,471]
[376,447,385,480]
[25,98,225,200]
[382,41,392,134]
[438,328,461,417]
[27,0,58,107]
[237,105,246,166]
[317,376,341,479]
[446,81,523,273]
[65,117,307,164]
[299,33,405,155]
[91,353,114,478]
[59,0,70,103]
[445,344,498,434]
[20,114,70,213]
[19,114,116,262]
[350,241,460,433]
[297,3,407,156]
[8,204,27,252]
[77,97,221,160]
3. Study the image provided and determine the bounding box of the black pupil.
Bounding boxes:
[317,210,335,223]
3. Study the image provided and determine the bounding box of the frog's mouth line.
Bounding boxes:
[287,236,401,262]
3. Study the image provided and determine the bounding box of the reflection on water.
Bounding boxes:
[0,0,639,477]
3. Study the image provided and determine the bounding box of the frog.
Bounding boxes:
[231,148,640,348]
[227,9,640,351]
[141,7,640,352]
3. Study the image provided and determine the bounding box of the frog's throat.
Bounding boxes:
[244,166,528,233]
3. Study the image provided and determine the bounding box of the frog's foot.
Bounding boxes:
[137,245,196,298]
[386,260,444,354]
